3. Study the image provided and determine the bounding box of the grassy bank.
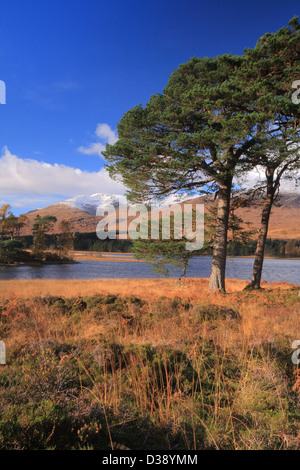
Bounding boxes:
[0,278,296,301]
[0,280,299,450]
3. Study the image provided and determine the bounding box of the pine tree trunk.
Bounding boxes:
[208,181,232,293]
[248,170,275,290]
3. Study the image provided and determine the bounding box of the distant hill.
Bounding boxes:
[20,191,300,240]
[185,192,300,241]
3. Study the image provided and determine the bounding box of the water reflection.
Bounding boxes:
[0,257,298,284]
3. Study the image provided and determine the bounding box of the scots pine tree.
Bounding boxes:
[241,17,300,288]
[104,18,300,292]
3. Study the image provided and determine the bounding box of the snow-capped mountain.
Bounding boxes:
[59,192,197,215]
[60,193,128,214]
[20,191,300,239]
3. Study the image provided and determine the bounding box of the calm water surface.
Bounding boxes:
[0,257,298,284]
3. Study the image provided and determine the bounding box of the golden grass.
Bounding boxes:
[0,278,299,449]
[0,277,296,301]
[2,277,299,362]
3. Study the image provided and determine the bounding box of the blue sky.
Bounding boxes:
[0,0,299,214]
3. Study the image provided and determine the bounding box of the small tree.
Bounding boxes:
[0,240,23,264]
[56,219,74,259]
[0,205,28,263]
[0,205,28,240]
[133,202,254,279]
[133,210,196,279]
[32,215,57,260]
[13,214,28,238]
[285,240,300,257]
[0,204,12,240]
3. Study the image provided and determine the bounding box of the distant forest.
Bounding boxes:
[19,232,300,258]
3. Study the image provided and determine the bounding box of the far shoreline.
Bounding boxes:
[1,251,299,266]
[71,251,300,262]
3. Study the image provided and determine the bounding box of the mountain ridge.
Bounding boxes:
[20,191,300,240]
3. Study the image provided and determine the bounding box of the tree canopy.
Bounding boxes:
[103,17,300,292]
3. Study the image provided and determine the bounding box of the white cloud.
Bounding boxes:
[95,123,118,145]
[0,147,126,210]
[235,166,300,193]
[77,142,106,157]
[77,123,117,157]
